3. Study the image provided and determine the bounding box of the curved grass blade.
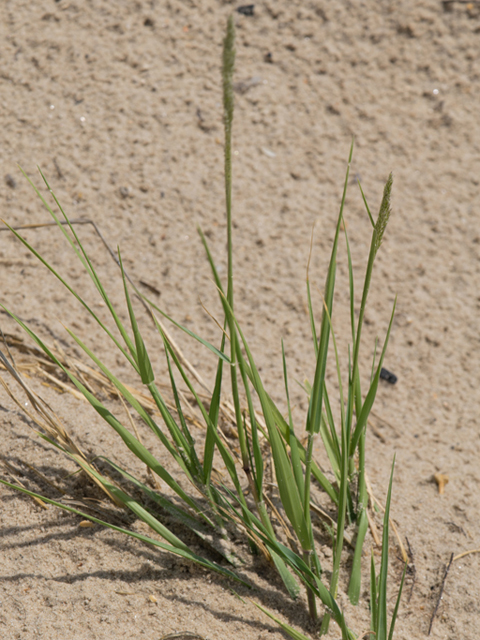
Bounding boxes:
[141,293,229,364]
[119,250,155,384]
[250,600,312,640]
[25,168,142,368]
[0,478,247,586]
[1,306,211,520]
[103,457,240,566]
[1,220,138,373]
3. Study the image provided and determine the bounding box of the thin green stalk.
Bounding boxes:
[221,15,249,480]
[219,26,296,596]
[348,175,393,444]
[303,144,354,600]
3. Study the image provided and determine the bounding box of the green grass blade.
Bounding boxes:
[60,319,190,463]
[77,460,194,552]
[64,326,191,468]
[101,457,208,532]
[163,346,203,477]
[307,140,354,437]
[198,226,225,293]
[22,166,95,275]
[0,478,247,585]
[282,341,304,497]
[36,169,140,365]
[236,349,264,496]
[264,392,338,504]
[348,509,369,604]
[98,457,236,565]
[323,388,341,472]
[319,415,340,483]
[344,225,356,347]
[143,294,230,364]
[1,222,138,372]
[306,278,318,357]
[203,328,226,485]
[370,550,378,633]
[358,179,375,228]
[119,250,155,384]
[318,299,344,479]
[250,600,312,640]
[388,562,407,640]
[377,458,396,640]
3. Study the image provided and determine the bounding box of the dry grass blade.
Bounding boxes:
[0,327,268,468]
[160,633,206,640]
[0,458,48,509]
[453,548,480,561]
[0,346,123,506]
[0,330,206,427]
[2,213,268,443]
[116,390,161,492]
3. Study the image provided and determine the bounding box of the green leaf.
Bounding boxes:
[119,250,155,385]
[203,328,226,485]
[370,550,378,633]
[307,140,354,437]
[388,562,407,640]
[143,293,230,364]
[0,477,248,586]
[377,458,396,640]
[250,600,311,640]
[282,341,304,498]
[1,221,138,373]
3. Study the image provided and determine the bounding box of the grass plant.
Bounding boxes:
[0,15,403,640]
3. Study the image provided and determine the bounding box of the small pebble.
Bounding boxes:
[380,367,397,384]
[119,186,132,199]
[5,174,16,189]
[237,4,255,16]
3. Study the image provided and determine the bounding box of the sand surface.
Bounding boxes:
[1,1,480,639]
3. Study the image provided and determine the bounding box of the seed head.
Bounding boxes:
[222,15,236,135]
[374,172,393,254]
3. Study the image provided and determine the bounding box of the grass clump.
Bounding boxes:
[0,15,404,640]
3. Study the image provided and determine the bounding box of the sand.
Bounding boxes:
[1,1,479,639]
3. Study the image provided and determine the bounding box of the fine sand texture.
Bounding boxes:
[1,1,479,639]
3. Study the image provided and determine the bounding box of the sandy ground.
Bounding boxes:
[1,1,480,639]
